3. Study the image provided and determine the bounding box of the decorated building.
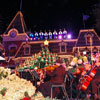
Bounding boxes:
[1,11,100,66]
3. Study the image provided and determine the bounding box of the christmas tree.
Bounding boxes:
[17,46,58,71]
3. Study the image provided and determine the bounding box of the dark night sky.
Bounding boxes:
[0,0,99,37]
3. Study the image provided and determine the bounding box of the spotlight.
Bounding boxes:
[67,34,71,39]
[58,35,62,40]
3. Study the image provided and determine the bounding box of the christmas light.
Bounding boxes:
[39,31,44,40]
[59,29,62,34]
[67,34,71,39]
[53,30,58,39]
[48,31,52,39]
[58,35,62,40]
[44,31,48,40]
[44,40,49,46]
[35,32,38,40]
[29,33,34,38]
[63,29,67,34]
[63,29,67,39]
[25,37,28,41]
[27,29,70,40]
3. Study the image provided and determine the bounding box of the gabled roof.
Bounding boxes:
[75,29,100,47]
[5,11,27,34]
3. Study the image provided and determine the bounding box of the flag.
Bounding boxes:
[83,15,90,21]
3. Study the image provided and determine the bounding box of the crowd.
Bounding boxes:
[33,52,100,100]
[12,52,100,100]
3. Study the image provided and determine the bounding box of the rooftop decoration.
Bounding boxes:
[44,40,49,46]
[67,34,71,39]
[28,29,70,41]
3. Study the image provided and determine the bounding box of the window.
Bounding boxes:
[9,47,16,56]
[24,44,31,55]
[84,32,93,45]
[61,45,65,52]
[59,42,67,53]
[87,35,92,44]
[8,44,17,56]
[25,47,29,54]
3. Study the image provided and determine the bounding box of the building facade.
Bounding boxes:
[1,11,100,65]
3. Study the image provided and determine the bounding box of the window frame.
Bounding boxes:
[23,44,31,55]
[84,32,93,45]
[59,42,67,53]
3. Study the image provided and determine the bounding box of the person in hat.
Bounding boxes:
[36,58,66,98]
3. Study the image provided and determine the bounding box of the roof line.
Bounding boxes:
[74,29,99,47]
[6,11,21,31]
[20,12,25,33]
[5,11,27,34]
[14,42,24,58]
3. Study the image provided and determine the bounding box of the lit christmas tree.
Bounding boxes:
[17,43,58,71]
